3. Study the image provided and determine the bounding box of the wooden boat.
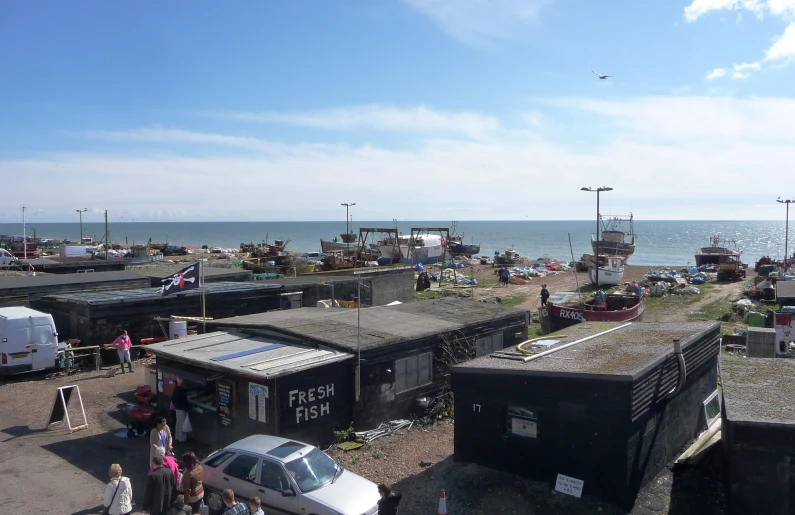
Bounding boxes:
[494,248,523,265]
[320,238,357,254]
[587,256,625,286]
[591,214,636,257]
[539,292,644,334]
[694,235,745,281]
[447,222,480,256]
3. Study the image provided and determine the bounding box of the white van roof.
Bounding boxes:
[0,307,46,319]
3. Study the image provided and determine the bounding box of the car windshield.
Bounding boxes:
[284,448,339,493]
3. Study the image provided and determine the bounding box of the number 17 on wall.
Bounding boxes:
[473,404,481,412]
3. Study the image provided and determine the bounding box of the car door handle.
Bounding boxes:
[222,477,229,481]
[258,489,265,493]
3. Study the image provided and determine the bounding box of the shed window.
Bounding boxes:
[476,333,504,357]
[395,352,433,394]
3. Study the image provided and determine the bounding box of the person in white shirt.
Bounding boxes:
[104,463,133,515]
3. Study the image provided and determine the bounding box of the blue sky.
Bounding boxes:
[2,0,795,222]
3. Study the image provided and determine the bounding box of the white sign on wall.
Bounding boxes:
[510,417,537,438]
[249,383,269,423]
[555,474,584,498]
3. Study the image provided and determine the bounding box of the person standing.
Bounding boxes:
[181,452,205,513]
[171,379,189,443]
[501,267,511,286]
[376,483,402,515]
[103,463,133,515]
[144,455,177,515]
[149,416,173,469]
[540,284,550,306]
[111,330,133,373]
[221,489,248,515]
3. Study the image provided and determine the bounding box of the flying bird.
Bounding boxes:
[592,70,611,79]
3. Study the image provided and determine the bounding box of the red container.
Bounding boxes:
[129,406,158,422]
[135,385,152,395]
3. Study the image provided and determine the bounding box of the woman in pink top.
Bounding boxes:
[149,446,180,486]
[111,330,133,373]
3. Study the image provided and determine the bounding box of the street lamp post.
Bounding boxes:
[581,187,614,288]
[778,198,793,274]
[76,208,87,242]
[341,202,356,235]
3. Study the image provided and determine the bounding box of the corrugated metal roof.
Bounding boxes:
[147,330,352,379]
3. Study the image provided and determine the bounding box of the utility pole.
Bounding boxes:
[778,198,793,274]
[76,208,87,242]
[104,210,109,260]
[22,205,27,260]
[581,187,613,288]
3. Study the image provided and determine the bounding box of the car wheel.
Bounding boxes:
[205,490,224,514]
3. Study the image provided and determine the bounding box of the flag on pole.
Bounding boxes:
[161,262,201,296]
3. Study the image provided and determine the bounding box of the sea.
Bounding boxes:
[0,220,790,267]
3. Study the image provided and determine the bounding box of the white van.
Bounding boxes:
[0,307,65,376]
[0,248,18,266]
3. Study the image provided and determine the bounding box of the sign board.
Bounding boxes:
[555,474,584,498]
[46,385,88,433]
[216,379,236,427]
[249,383,269,423]
[510,417,537,438]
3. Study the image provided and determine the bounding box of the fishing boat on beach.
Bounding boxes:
[591,214,636,257]
[493,248,524,266]
[694,235,746,281]
[320,233,358,254]
[586,255,626,286]
[447,222,480,256]
[539,291,644,334]
[377,233,445,265]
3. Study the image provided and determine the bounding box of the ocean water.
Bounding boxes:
[0,220,790,266]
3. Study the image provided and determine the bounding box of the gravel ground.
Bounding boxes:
[326,421,726,515]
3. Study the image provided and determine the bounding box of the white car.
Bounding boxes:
[202,435,380,515]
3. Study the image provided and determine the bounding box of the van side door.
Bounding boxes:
[30,323,56,371]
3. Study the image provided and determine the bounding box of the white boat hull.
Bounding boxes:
[588,265,624,286]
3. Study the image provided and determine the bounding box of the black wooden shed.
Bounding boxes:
[208,298,530,429]
[720,354,795,515]
[451,321,720,510]
[148,331,353,448]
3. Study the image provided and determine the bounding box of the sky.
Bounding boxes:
[2,0,795,223]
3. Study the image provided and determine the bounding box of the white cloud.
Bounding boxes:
[734,61,762,70]
[706,67,728,79]
[5,96,795,222]
[220,105,498,138]
[764,22,795,60]
[684,0,762,22]
[400,0,547,46]
[688,1,795,77]
[733,71,751,78]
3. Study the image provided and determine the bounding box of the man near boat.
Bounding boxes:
[540,285,550,306]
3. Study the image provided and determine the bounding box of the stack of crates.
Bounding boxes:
[746,327,776,358]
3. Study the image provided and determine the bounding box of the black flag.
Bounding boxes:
[161,262,201,296]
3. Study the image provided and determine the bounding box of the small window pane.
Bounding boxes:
[406,355,419,390]
[418,353,432,385]
[204,451,235,469]
[491,333,504,353]
[224,455,260,483]
[395,358,408,393]
[476,337,487,357]
[260,460,290,491]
